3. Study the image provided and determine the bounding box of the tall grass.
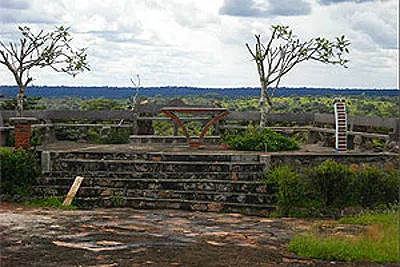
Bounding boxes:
[288,210,399,263]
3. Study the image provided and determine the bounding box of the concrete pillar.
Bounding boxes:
[41,151,52,172]
[260,154,271,173]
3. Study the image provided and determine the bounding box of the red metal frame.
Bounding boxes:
[161,107,230,147]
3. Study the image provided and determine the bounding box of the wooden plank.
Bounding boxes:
[62,176,84,206]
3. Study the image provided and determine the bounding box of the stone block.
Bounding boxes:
[207,203,223,212]
[167,202,181,209]
[191,203,207,211]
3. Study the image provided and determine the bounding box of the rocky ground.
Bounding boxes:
[0,203,391,267]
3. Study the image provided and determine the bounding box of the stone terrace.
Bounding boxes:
[35,142,399,216]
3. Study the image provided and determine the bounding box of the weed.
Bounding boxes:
[24,196,77,210]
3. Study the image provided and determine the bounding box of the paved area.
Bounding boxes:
[0,204,388,267]
[37,141,336,154]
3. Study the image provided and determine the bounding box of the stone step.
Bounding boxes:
[76,197,276,216]
[53,159,265,173]
[130,135,221,145]
[49,151,260,162]
[41,171,264,181]
[35,178,270,193]
[32,186,275,205]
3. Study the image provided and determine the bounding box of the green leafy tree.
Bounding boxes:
[0,26,89,116]
[246,25,350,128]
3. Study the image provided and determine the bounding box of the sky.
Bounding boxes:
[0,0,398,89]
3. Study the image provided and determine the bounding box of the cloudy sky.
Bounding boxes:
[0,0,398,88]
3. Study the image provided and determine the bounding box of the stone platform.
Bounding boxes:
[35,141,399,215]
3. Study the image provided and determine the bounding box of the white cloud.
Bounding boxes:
[0,0,398,88]
[219,0,312,17]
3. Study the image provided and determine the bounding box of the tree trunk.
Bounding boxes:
[257,66,268,129]
[255,52,268,129]
[132,100,138,135]
[259,89,267,129]
[17,86,25,117]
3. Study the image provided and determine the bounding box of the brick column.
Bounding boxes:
[9,117,37,149]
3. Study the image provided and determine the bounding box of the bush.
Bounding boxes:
[0,148,41,199]
[264,161,399,217]
[100,128,130,144]
[265,166,305,216]
[55,126,131,144]
[305,160,356,209]
[54,126,82,141]
[223,127,299,152]
[354,167,399,208]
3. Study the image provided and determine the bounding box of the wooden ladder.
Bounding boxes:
[334,98,347,152]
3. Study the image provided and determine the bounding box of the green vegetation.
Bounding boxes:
[223,127,299,152]
[1,94,397,146]
[264,162,399,217]
[354,168,399,208]
[0,147,41,199]
[306,160,356,209]
[24,196,77,210]
[87,127,131,144]
[2,95,398,118]
[288,210,399,263]
[266,165,305,216]
[111,191,125,207]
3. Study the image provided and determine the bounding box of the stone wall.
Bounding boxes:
[267,152,399,171]
[34,149,399,215]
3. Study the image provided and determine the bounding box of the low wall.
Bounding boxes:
[266,152,399,170]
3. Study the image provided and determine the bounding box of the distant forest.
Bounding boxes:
[0,85,398,99]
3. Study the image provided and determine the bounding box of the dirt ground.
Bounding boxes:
[1,203,392,267]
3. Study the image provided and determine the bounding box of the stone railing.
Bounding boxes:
[1,108,399,150]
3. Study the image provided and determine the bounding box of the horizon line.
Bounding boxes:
[0,85,399,90]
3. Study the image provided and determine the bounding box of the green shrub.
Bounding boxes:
[265,162,399,217]
[354,167,399,208]
[6,131,15,147]
[0,148,41,199]
[54,126,82,141]
[265,165,305,216]
[99,128,130,144]
[55,126,131,144]
[87,128,101,143]
[223,127,299,152]
[306,160,356,209]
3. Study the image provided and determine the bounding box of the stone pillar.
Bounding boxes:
[260,154,271,173]
[10,117,37,149]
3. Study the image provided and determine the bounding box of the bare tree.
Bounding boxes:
[130,74,141,134]
[0,26,89,116]
[246,25,350,128]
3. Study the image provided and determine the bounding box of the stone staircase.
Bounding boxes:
[34,150,275,215]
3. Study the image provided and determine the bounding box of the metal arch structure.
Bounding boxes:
[161,107,230,148]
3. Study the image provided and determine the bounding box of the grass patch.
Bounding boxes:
[288,210,399,263]
[339,212,397,225]
[24,196,77,210]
